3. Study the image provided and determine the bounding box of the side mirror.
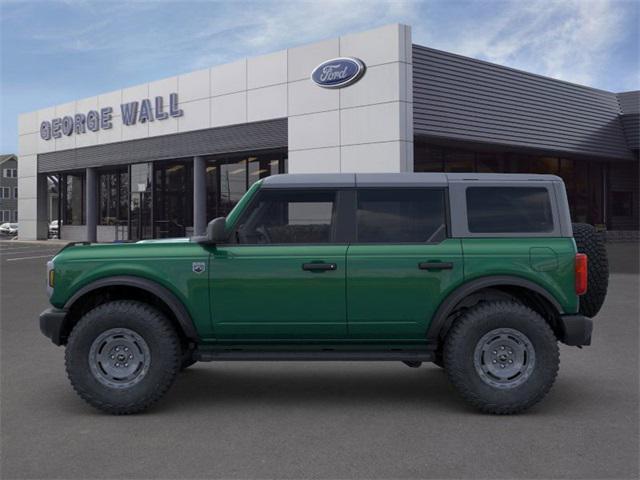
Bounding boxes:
[207,217,227,244]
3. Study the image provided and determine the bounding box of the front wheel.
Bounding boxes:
[65,300,181,414]
[443,301,559,414]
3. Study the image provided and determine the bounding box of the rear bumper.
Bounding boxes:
[558,314,593,346]
[39,307,69,346]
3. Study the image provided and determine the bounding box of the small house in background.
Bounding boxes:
[0,154,18,225]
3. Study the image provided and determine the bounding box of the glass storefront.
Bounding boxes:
[61,172,85,226]
[98,168,128,226]
[154,161,193,238]
[207,152,285,220]
[48,149,287,241]
[414,140,615,228]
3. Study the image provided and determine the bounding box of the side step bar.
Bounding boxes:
[195,350,434,362]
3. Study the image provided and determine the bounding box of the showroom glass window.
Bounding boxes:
[98,169,128,225]
[234,189,337,244]
[154,160,193,238]
[356,189,446,243]
[466,187,554,233]
[206,151,286,221]
[61,173,85,225]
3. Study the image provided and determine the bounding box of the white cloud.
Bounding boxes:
[188,0,418,69]
[414,0,636,89]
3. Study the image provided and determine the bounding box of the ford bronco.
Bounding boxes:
[39,173,608,414]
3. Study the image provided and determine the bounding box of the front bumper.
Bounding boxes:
[558,314,593,346]
[39,307,69,346]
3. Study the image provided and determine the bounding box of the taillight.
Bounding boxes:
[575,253,588,295]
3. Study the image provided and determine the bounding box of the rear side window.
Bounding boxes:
[356,188,446,243]
[466,187,554,233]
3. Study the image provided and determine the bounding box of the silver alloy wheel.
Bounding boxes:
[473,328,536,389]
[88,328,151,389]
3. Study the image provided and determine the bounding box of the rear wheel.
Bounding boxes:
[65,300,181,414]
[572,223,609,317]
[443,301,559,414]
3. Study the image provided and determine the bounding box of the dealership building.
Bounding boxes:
[17,24,639,242]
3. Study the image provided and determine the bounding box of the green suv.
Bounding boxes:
[39,173,608,414]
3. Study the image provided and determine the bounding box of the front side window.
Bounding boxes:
[466,187,554,233]
[356,188,446,243]
[235,190,337,244]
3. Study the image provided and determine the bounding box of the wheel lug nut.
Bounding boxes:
[509,360,513,364]
[124,363,128,367]
[115,362,120,367]
[124,347,128,352]
[492,360,497,364]
[129,355,133,359]
[492,350,497,355]
[500,364,505,368]
[500,346,505,350]
[110,355,115,359]
[115,347,120,352]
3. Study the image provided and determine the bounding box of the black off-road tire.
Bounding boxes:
[65,300,181,414]
[443,301,559,414]
[572,223,609,318]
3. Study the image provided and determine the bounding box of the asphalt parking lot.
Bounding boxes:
[1,241,638,479]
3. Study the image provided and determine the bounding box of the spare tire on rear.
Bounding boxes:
[572,223,609,318]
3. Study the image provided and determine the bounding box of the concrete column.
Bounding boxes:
[36,174,49,240]
[85,167,97,242]
[193,156,207,236]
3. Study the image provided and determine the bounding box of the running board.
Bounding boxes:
[194,350,434,362]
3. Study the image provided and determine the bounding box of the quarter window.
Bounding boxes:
[356,189,447,243]
[235,190,337,244]
[466,187,554,233]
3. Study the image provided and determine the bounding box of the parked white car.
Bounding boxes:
[49,220,59,238]
[0,223,18,236]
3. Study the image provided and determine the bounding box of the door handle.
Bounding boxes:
[418,262,453,270]
[302,263,337,272]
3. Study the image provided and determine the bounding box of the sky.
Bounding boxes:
[1,0,638,153]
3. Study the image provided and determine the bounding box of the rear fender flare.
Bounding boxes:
[426,275,564,342]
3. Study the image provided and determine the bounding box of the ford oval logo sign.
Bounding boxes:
[311,57,366,89]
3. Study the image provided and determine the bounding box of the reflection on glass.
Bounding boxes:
[207,152,286,222]
[130,163,152,193]
[98,169,128,225]
[220,159,246,209]
[154,161,192,238]
[63,173,84,225]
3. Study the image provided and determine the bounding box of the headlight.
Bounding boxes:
[46,260,54,297]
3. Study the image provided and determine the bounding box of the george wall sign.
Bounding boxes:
[40,93,184,140]
[311,57,366,89]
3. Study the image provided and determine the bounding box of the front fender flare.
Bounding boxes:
[426,275,564,342]
[64,275,199,341]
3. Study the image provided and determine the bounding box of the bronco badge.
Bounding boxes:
[192,262,206,274]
